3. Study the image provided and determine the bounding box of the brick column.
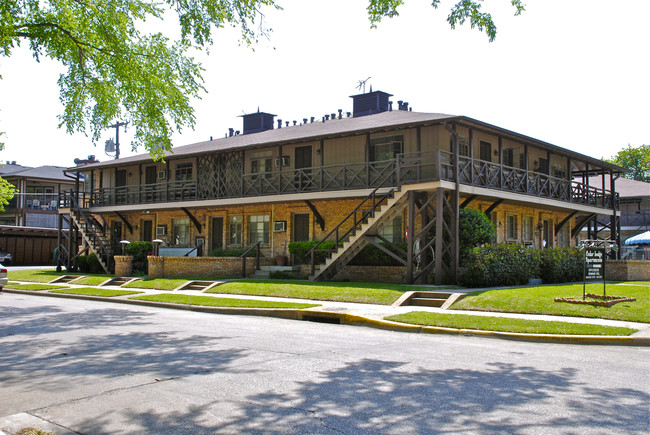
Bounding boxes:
[147,256,164,278]
[114,256,133,277]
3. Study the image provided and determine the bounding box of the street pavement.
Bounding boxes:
[1,292,649,434]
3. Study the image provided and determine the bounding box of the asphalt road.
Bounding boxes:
[1,293,649,434]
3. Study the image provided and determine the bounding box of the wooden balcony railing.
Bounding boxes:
[60,150,618,210]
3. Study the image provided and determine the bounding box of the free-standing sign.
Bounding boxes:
[584,247,606,298]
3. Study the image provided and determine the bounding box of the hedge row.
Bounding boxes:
[461,244,583,287]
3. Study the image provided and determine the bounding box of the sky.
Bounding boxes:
[0,0,648,169]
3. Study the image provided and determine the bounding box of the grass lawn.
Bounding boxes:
[452,282,650,323]
[70,275,114,286]
[122,278,198,290]
[7,269,69,283]
[384,311,637,336]
[4,283,69,291]
[49,287,144,297]
[205,280,455,305]
[130,293,320,309]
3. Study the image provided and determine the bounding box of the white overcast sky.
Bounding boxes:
[0,0,648,168]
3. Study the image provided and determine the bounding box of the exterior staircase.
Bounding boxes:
[175,280,221,291]
[310,187,409,281]
[392,291,465,309]
[69,205,114,274]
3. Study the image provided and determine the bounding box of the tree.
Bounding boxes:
[605,144,650,182]
[1,1,523,160]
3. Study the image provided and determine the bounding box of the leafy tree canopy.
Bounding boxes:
[605,144,650,182]
[1,0,524,160]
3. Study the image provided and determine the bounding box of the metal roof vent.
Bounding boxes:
[350,90,393,117]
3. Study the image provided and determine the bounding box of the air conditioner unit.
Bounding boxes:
[156,225,167,236]
[273,221,286,232]
[158,170,166,180]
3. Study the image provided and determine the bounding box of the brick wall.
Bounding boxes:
[114,256,133,276]
[606,260,650,281]
[147,255,274,278]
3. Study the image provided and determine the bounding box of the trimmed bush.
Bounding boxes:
[289,241,341,264]
[76,253,103,274]
[461,244,541,287]
[124,241,153,274]
[540,247,583,283]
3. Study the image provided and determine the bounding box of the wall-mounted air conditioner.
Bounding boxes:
[158,170,166,180]
[156,225,167,236]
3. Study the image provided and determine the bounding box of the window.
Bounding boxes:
[248,215,269,245]
[479,141,492,162]
[229,216,242,246]
[454,136,470,157]
[370,135,403,162]
[506,214,518,240]
[172,218,190,246]
[175,162,193,181]
[503,148,514,167]
[522,216,534,242]
[379,215,403,243]
[251,151,273,175]
[557,225,568,247]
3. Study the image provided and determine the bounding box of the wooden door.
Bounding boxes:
[293,214,310,242]
[295,146,312,190]
[142,220,153,242]
[211,217,224,252]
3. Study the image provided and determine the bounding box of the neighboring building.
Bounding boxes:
[58,90,625,283]
[0,162,75,228]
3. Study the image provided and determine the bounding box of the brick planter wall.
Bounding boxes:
[606,260,650,281]
[147,256,274,278]
[114,256,133,277]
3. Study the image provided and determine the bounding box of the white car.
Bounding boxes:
[0,265,7,290]
[0,250,11,264]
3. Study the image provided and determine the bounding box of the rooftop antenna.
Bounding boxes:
[356,77,371,94]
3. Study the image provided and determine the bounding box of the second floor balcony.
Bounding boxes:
[61,150,619,211]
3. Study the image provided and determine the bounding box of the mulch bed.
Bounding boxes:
[554,293,636,307]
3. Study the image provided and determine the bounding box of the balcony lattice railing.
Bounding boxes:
[59,150,619,210]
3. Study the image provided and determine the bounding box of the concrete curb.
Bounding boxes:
[3,289,648,347]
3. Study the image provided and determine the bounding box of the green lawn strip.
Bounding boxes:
[49,287,144,297]
[130,293,320,309]
[4,283,69,291]
[385,311,637,336]
[70,275,114,286]
[122,278,196,290]
[7,269,67,283]
[452,283,650,323]
[205,280,457,305]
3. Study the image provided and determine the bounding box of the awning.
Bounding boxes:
[624,230,650,245]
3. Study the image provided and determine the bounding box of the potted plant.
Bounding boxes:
[275,242,288,266]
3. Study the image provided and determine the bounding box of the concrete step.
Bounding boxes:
[175,280,219,291]
[100,276,131,287]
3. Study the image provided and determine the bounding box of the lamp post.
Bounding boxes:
[152,239,163,256]
[119,240,130,255]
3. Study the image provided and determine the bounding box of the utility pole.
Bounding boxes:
[107,121,128,160]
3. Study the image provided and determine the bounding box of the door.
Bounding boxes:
[211,217,223,252]
[115,169,127,204]
[142,220,153,242]
[294,146,312,190]
[144,166,157,202]
[542,219,552,249]
[293,214,310,242]
[112,221,122,255]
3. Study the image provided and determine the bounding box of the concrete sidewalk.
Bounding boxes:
[3,279,649,346]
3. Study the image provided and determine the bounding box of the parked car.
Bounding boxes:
[0,250,12,264]
[0,265,7,290]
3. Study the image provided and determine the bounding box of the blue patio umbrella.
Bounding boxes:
[624,230,650,245]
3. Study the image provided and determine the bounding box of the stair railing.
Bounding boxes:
[70,196,113,272]
[240,242,261,278]
[307,168,399,275]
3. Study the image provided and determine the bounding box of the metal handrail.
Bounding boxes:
[240,242,261,278]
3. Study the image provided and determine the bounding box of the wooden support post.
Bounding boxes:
[434,189,444,285]
[406,190,415,284]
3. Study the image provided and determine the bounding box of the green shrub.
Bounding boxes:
[289,241,341,264]
[540,247,583,283]
[124,241,153,274]
[461,244,541,287]
[77,253,103,274]
[269,270,307,280]
[458,208,496,264]
[348,242,407,266]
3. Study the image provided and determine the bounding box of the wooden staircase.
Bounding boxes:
[69,205,114,274]
[310,188,409,281]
